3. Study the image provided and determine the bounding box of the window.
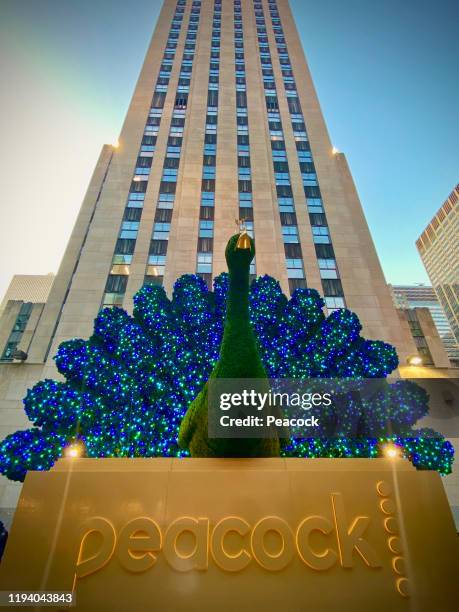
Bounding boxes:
[197,252,212,273]
[312,226,330,244]
[307,198,323,213]
[153,222,170,240]
[282,225,299,243]
[158,193,175,209]
[120,221,139,239]
[277,197,293,213]
[201,192,215,207]
[238,167,251,179]
[286,258,304,279]
[105,275,128,294]
[318,258,338,279]
[112,254,132,265]
[102,293,124,308]
[239,192,252,207]
[199,220,214,237]
[322,278,343,297]
[302,173,318,186]
[203,166,216,179]
[324,297,345,310]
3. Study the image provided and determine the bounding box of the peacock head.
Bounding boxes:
[225,233,256,273]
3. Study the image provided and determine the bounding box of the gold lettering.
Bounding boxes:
[211,516,252,572]
[75,517,116,580]
[163,516,209,572]
[296,516,337,570]
[117,517,162,573]
[331,493,381,568]
[250,516,294,571]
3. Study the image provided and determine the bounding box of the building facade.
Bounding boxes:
[416,184,459,347]
[390,284,459,365]
[0,0,419,521]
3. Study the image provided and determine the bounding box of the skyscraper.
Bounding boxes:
[416,184,459,347]
[22,0,409,371]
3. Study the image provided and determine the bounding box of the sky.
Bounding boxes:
[0,0,457,301]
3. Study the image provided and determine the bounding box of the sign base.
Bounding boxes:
[0,458,458,611]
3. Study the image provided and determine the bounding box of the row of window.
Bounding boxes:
[103,0,198,305]
[254,2,306,294]
[234,1,256,281]
[264,0,345,310]
[196,0,222,286]
[0,302,33,361]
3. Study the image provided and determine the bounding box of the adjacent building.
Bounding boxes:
[0,275,55,363]
[390,284,459,366]
[416,184,459,348]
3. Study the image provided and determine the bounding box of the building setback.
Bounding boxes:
[390,284,459,365]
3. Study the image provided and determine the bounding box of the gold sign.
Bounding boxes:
[0,458,458,611]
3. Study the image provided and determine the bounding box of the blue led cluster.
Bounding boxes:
[0,274,453,481]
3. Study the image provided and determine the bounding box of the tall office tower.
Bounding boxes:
[16,0,409,374]
[416,184,459,347]
[390,284,459,365]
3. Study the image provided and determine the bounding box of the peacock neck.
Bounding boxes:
[227,264,250,322]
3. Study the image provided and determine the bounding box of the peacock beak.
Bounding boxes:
[235,231,251,250]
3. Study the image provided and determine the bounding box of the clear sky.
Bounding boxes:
[0,0,457,301]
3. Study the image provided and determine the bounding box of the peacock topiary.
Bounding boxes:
[178,232,281,457]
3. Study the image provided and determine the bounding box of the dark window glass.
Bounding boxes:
[309,213,327,226]
[105,275,128,293]
[155,208,173,223]
[284,243,302,258]
[207,90,219,106]
[159,181,177,194]
[280,211,297,225]
[115,238,136,255]
[239,207,253,221]
[238,180,252,193]
[304,186,321,198]
[276,184,292,197]
[164,157,180,168]
[124,208,142,222]
[287,97,302,114]
[296,141,310,151]
[167,136,183,147]
[149,240,168,255]
[314,244,335,259]
[197,237,214,252]
[152,92,166,108]
[273,161,289,172]
[299,161,315,173]
[322,279,343,296]
[236,91,247,107]
[289,278,307,293]
[200,207,214,220]
[201,178,216,192]
[130,180,147,193]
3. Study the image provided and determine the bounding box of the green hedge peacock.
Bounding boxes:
[178,232,281,457]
